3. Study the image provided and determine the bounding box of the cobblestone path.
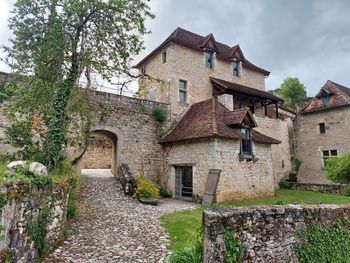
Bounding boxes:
[45,169,198,263]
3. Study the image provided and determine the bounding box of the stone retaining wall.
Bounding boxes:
[0,183,69,262]
[288,182,350,195]
[203,205,350,263]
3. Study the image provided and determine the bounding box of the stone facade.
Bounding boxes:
[203,205,350,262]
[139,42,266,119]
[295,105,350,183]
[0,183,69,262]
[79,91,170,184]
[81,137,113,169]
[164,138,274,202]
[255,115,294,186]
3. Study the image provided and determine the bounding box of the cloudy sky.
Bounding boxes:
[1,0,350,96]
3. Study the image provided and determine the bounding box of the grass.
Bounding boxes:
[162,189,350,251]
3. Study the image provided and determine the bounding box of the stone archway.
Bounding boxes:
[77,125,123,175]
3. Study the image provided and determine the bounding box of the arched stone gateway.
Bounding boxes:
[73,91,169,183]
[82,125,123,174]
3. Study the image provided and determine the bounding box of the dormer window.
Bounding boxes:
[240,127,252,156]
[205,51,214,69]
[322,95,330,106]
[233,61,241,77]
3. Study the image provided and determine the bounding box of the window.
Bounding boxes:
[175,166,193,199]
[240,127,252,156]
[322,95,330,106]
[205,51,214,69]
[319,123,325,133]
[179,80,187,103]
[322,149,338,166]
[233,61,241,77]
[162,51,166,64]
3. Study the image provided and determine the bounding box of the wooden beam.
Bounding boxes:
[275,102,279,118]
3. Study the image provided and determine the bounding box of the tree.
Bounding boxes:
[278,77,307,109]
[326,153,350,184]
[4,0,154,170]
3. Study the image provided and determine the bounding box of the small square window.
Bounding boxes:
[179,80,187,103]
[322,150,329,157]
[162,51,166,64]
[330,150,338,156]
[319,123,325,133]
[205,51,213,69]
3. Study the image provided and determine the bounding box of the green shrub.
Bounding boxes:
[344,187,350,197]
[274,200,284,205]
[160,188,171,198]
[293,221,350,263]
[134,176,160,200]
[326,153,350,183]
[152,106,167,124]
[278,178,290,189]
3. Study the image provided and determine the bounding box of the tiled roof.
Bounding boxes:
[211,77,283,102]
[160,98,280,145]
[301,80,350,114]
[136,27,270,76]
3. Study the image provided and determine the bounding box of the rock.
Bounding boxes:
[28,162,48,176]
[6,160,26,176]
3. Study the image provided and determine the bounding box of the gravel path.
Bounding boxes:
[44,169,198,263]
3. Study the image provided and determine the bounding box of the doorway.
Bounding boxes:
[175,166,193,199]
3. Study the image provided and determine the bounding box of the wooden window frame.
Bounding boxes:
[179,79,187,104]
[205,51,214,69]
[322,149,338,166]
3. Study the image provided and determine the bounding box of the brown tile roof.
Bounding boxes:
[160,98,280,145]
[136,27,270,76]
[223,108,257,127]
[301,80,350,114]
[211,77,283,102]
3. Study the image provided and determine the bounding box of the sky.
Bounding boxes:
[1,0,350,96]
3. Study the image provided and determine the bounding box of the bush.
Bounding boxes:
[278,178,290,189]
[326,153,350,183]
[292,157,302,173]
[275,200,284,205]
[134,176,160,200]
[293,221,350,263]
[152,106,167,124]
[160,188,171,198]
[344,187,350,197]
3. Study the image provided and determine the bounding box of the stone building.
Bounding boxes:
[136,27,295,201]
[296,80,350,183]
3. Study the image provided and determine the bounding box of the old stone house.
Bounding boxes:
[296,80,350,184]
[136,28,295,201]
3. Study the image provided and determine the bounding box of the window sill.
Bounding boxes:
[239,153,259,163]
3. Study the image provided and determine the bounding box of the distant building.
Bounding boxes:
[296,80,350,183]
[136,28,295,201]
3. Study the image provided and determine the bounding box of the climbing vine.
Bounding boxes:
[27,206,52,257]
[293,221,350,263]
[224,230,242,263]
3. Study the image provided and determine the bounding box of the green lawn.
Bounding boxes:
[161,189,350,251]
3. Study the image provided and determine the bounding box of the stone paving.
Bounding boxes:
[44,169,198,263]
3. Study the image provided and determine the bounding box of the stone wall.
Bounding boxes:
[255,115,294,187]
[203,205,350,263]
[139,42,266,119]
[0,183,69,262]
[86,91,170,184]
[295,106,350,184]
[288,182,350,195]
[164,138,274,202]
[81,137,113,169]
